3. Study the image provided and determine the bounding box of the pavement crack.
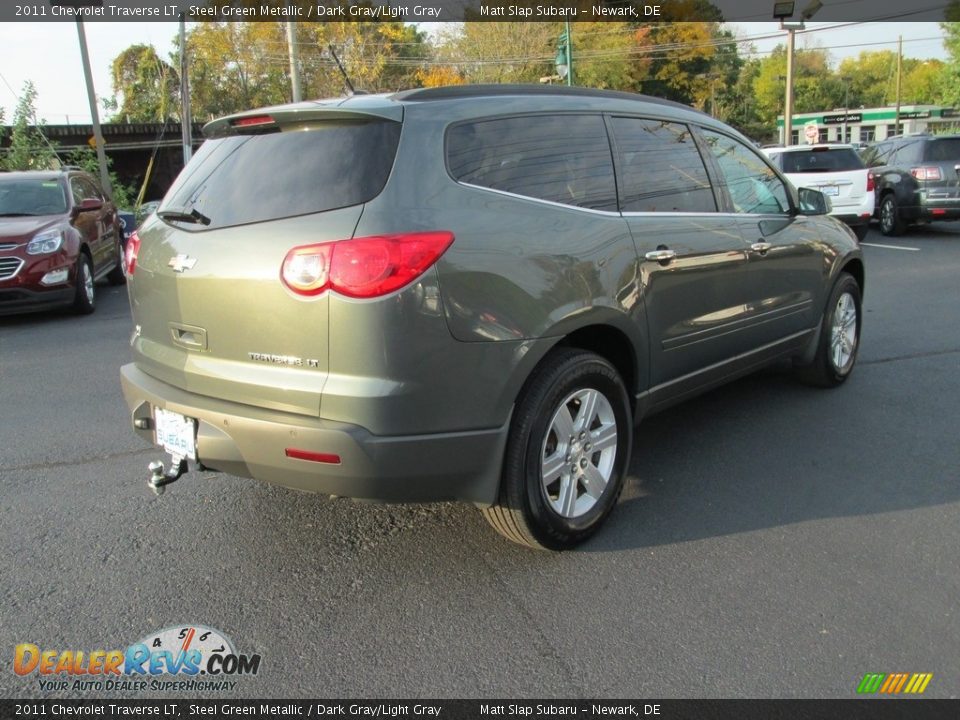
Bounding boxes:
[0,447,154,474]
[860,347,960,366]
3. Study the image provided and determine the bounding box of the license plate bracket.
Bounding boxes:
[154,407,197,461]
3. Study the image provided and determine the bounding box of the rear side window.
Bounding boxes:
[610,117,715,213]
[924,138,960,162]
[446,115,617,211]
[779,148,865,173]
[160,120,401,230]
[891,140,923,166]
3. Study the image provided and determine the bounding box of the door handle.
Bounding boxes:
[645,248,677,263]
[751,242,773,254]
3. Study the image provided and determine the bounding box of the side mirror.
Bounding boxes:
[71,197,104,219]
[797,187,831,216]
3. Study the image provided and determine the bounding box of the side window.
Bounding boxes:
[699,130,790,215]
[70,177,89,205]
[446,114,617,211]
[78,178,102,201]
[867,141,892,166]
[609,117,716,213]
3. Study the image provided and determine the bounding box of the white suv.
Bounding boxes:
[763,145,874,241]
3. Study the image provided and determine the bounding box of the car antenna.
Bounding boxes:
[328,45,356,96]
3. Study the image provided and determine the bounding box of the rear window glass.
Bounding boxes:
[446,114,617,211]
[160,120,401,230]
[778,148,865,173]
[924,138,960,162]
[0,178,68,216]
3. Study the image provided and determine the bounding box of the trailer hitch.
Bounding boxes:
[147,458,188,496]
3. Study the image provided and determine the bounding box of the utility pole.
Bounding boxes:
[894,35,903,136]
[286,20,302,102]
[179,14,193,165]
[565,21,573,86]
[75,19,112,198]
[784,25,797,145]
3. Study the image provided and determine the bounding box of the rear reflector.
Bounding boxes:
[231,115,275,128]
[285,449,341,464]
[125,231,141,276]
[931,209,947,216]
[281,231,454,299]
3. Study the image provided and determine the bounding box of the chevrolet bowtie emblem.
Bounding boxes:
[168,254,197,273]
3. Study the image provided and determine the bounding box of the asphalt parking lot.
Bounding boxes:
[1,224,958,699]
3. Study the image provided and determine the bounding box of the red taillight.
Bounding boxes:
[911,166,942,181]
[124,231,141,276]
[281,231,454,299]
[231,114,274,128]
[866,173,875,192]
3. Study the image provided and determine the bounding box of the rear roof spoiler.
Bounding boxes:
[204,97,403,138]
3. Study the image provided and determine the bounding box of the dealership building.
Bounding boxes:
[777,105,959,145]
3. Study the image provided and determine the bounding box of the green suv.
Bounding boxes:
[120,86,865,549]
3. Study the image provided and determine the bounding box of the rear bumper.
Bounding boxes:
[120,363,507,505]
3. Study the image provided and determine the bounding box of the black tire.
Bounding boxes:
[107,237,126,286]
[482,348,632,550]
[853,224,869,242]
[879,194,906,236]
[796,272,862,388]
[72,253,96,315]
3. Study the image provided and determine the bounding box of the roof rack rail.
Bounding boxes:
[390,84,703,115]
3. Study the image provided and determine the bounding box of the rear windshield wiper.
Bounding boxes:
[157,207,211,226]
[0,212,39,217]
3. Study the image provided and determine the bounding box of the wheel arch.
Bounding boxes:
[840,257,865,299]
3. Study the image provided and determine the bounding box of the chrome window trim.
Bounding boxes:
[457,182,622,217]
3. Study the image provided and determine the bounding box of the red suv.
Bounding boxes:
[0,168,125,315]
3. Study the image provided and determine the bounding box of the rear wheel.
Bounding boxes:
[853,224,868,242]
[72,254,96,315]
[797,272,861,387]
[879,194,905,236]
[482,348,631,550]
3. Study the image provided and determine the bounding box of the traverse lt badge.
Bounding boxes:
[168,254,197,273]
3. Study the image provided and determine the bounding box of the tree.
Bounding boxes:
[431,22,556,84]
[110,44,179,122]
[940,19,960,107]
[3,81,59,171]
[62,147,136,208]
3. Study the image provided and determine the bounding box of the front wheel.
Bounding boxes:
[796,272,861,387]
[482,349,632,550]
[72,254,96,315]
[106,237,126,286]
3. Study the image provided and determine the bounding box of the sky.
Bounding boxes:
[0,20,950,125]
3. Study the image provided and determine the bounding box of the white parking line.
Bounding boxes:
[861,242,920,252]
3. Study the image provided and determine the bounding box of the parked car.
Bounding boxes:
[763,144,874,241]
[120,86,864,550]
[0,169,125,316]
[860,133,960,236]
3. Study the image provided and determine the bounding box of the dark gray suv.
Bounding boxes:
[862,133,960,235]
[120,86,864,549]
